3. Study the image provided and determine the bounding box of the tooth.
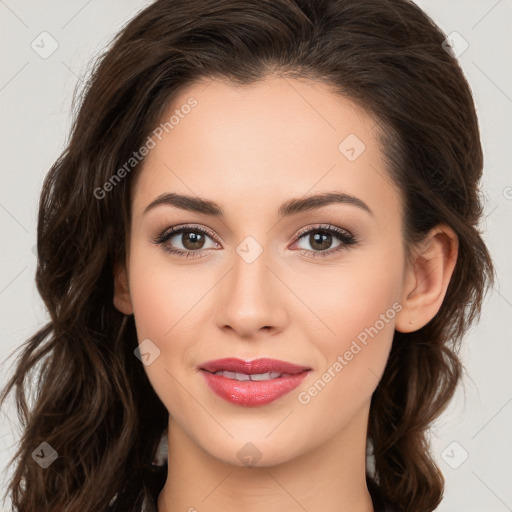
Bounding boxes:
[213,370,288,381]
[249,371,282,381]
[249,372,272,381]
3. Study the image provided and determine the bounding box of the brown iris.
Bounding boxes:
[309,231,333,251]
[181,230,206,250]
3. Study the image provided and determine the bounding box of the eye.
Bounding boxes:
[152,223,358,260]
[291,224,358,258]
[152,225,220,259]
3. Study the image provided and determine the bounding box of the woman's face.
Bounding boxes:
[116,76,410,466]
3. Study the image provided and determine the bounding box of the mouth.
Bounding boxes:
[198,357,312,406]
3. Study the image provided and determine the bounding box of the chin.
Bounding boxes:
[202,434,301,468]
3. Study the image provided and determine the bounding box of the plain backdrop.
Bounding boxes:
[1,1,511,510]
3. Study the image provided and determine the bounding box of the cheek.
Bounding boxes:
[126,247,201,411]
[293,245,403,404]
[127,241,207,340]
[125,239,228,390]
[294,244,403,341]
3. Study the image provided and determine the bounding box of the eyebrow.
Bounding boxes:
[143,191,373,218]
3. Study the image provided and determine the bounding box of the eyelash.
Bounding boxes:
[151,223,358,260]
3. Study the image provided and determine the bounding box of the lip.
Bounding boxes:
[199,358,311,407]
[199,357,311,375]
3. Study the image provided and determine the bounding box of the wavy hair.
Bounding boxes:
[1,0,494,511]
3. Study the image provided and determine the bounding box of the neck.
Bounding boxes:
[158,404,375,512]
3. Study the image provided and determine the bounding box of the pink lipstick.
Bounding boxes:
[199,357,311,406]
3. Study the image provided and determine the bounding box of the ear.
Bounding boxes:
[395,224,458,333]
[113,262,134,315]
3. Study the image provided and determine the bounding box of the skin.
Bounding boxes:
[114,76,458,512]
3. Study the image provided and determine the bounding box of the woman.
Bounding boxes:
[0,0,494,511]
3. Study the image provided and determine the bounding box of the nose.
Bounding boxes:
[216,247,287,339]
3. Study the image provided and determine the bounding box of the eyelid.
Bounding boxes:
[153,224,222,245]
[291,223,355,242]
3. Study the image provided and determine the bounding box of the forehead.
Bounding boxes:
[131,76,401,226]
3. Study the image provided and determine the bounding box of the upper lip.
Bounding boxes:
[199,358,311,375]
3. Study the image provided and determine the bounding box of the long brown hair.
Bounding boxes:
[1,0,494,511]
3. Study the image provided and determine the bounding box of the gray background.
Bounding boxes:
[1,1,511,510]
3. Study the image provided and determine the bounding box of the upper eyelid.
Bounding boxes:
[294,223,353,238]
[160,224,220,243]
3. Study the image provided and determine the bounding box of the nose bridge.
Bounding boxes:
[231,236,273,307]
[219,234,283,335]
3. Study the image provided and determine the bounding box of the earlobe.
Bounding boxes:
[395,224,458,333]
[113,263,134,315]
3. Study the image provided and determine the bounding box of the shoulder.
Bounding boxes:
[142,492,159,512]
[367,476,401,512]
[143,465,167,512]
[107,464,166,512]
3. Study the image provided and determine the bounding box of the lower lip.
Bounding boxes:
[200,370,310,406]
